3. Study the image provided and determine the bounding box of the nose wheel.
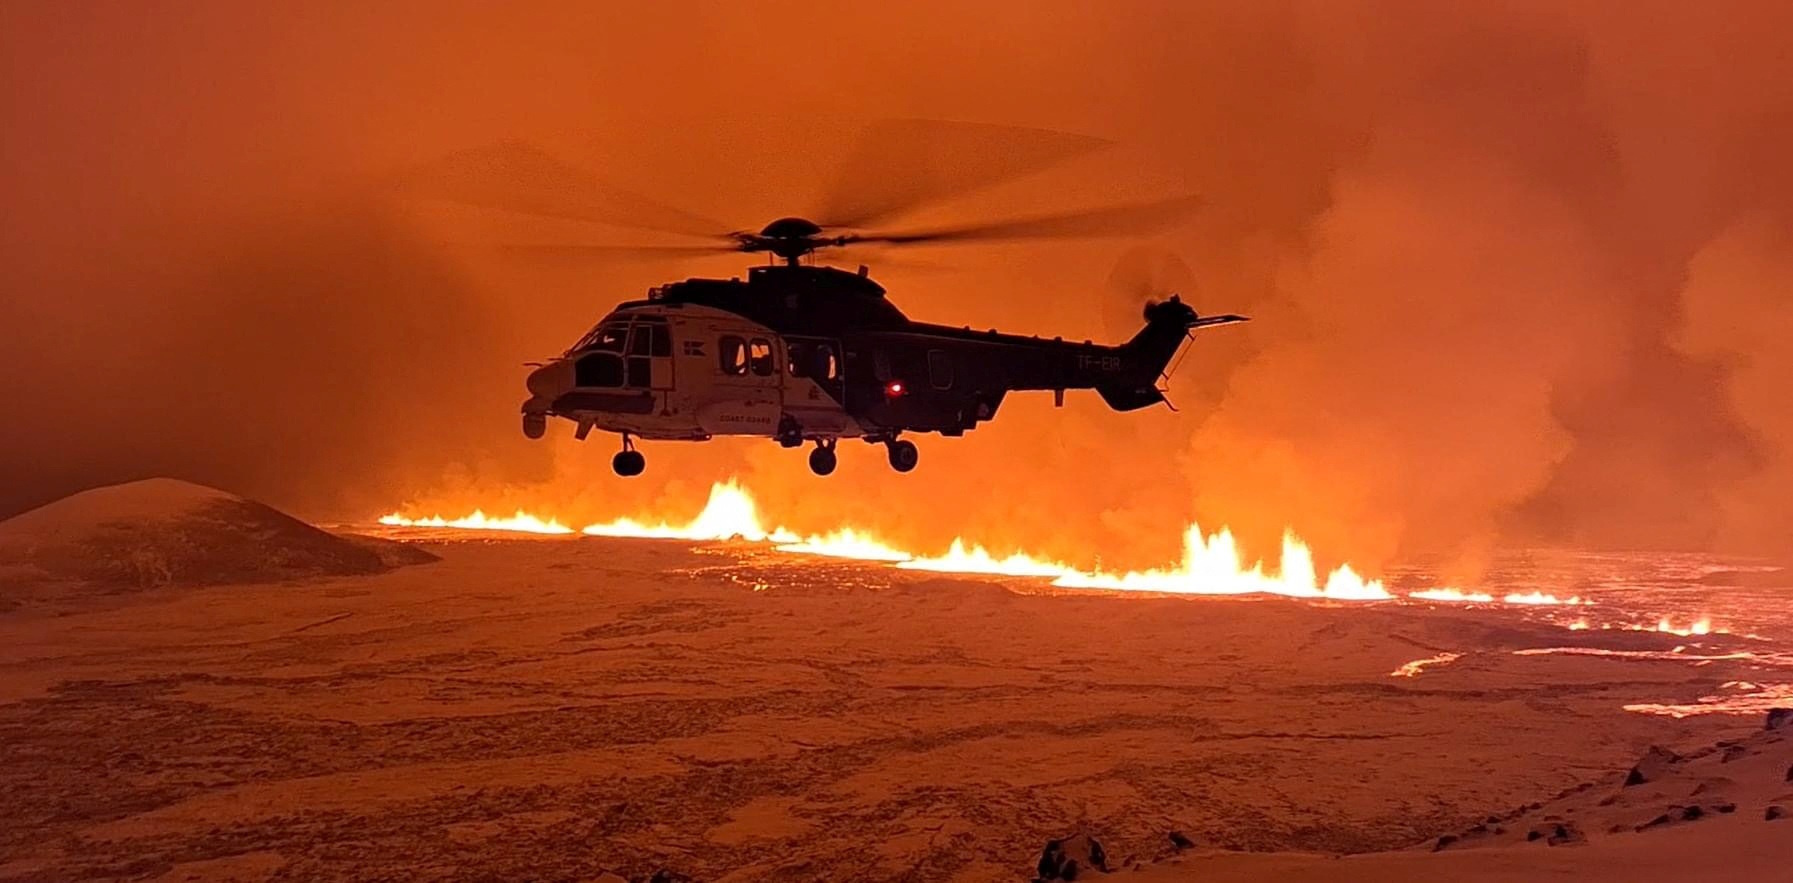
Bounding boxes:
[612,435,645,477]
[886,439,919,473]
[808,440,838,476]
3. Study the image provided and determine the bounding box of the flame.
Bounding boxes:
[1651,616,1713,637]
[778,529,913,562]
[899,539,1070,578]
[376,510,574,534]
[581,481,796,543]
[381,479,1407,601]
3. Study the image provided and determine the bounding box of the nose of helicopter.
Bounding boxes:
[525,359,574,400]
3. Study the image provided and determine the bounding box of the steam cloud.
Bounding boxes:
[4,2,1790,572]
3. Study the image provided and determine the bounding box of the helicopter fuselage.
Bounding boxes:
[520,264,1239,476]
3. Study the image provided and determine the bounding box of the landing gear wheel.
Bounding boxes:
[613,434,644,477]
[522,412,546,440]
[612,450,645,477]
[887,439,919,473]
[808,444,838,476]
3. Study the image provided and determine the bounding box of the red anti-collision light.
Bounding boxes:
[885,380,906,397]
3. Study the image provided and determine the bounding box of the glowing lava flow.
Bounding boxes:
[377,510,574,534]
[1409,587,1587,606]
[382,479,1395,600]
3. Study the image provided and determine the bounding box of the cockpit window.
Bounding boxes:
[627,326,653,356]
[574,352,625,388]
[572,323,628,354]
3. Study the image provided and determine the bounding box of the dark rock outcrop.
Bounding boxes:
[1766,708,1793,731]
[1624,746,1681,787]
[1035,833,1109,881]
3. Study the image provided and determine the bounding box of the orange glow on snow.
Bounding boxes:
[381,479,1398,600]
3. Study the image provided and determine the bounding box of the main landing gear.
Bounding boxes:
[808,439,837,476]
[802,436,920,476]
[612,434,645,477]
[886,438,919,473]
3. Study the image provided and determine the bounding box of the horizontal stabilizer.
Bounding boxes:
[1191,314,1249,329]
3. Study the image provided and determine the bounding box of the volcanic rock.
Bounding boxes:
[1035,833,1109,881]
[1767,708,1793,731]
[1723,744,1750,763]
[0,478,435,594]
[1624,746,1681,786]
[1546,822,1584,846]
[1767,805,1787,821]
[1168,830,1195,851]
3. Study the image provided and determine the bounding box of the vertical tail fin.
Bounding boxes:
[1097,296,1246,411]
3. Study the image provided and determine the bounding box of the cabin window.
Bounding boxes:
[749,339,775,376]
[650,324,671,357]
[927,349,953,389]
[575,352,625,388]
[719,336,748,375]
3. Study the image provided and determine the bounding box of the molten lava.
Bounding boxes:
[375,483,1744,629]
[1410,587,1586,606]
[381,479,1393,600]
[377,510,574,534]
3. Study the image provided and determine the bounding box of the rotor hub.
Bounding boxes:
[758,217,824,239]
[742,217,843,264]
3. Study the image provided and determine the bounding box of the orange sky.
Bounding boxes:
[4,1,1792,574]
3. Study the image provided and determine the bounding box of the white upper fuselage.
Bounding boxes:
[522,303,869,442]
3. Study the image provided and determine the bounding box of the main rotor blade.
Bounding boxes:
[490,242,742,264]
[846,194,1205,247]
[397,140,732,239]
[815,119,1110,229]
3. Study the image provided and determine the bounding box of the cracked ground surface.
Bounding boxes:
[0,537,1763,881]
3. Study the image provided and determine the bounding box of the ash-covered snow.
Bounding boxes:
[0,478,433,594]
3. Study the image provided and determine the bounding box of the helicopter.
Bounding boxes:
[408,126,1249,477]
